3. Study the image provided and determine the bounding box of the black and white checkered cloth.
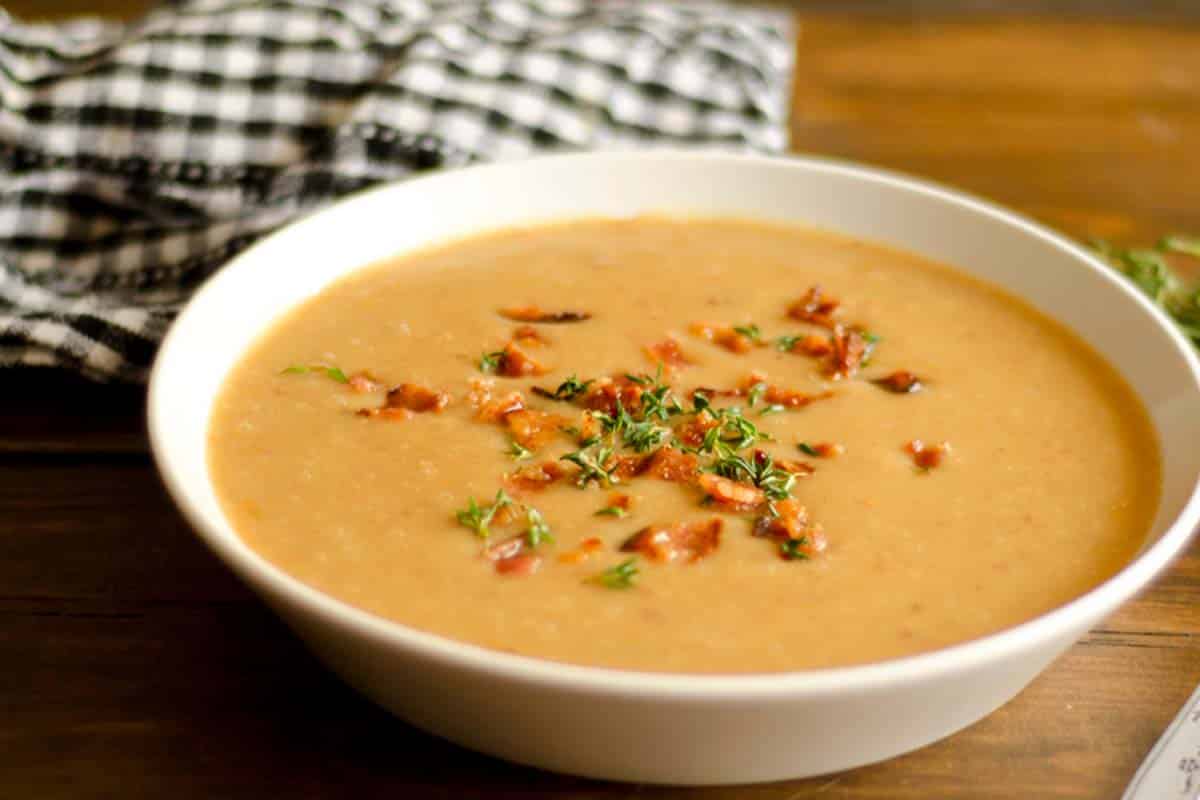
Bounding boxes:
[0,0,792,382]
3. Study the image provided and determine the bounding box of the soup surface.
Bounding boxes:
[209,218,1159,673]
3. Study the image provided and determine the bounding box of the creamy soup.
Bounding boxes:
[208,218,1159,673]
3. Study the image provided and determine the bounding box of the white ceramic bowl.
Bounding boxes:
[148,151,1200,785]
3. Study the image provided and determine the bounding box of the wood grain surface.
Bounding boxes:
[2,4,1198,799]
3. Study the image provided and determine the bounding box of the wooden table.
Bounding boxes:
[4,4,1199,798]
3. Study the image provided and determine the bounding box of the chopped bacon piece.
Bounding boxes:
[499,306,592,324]
[753,499,827,559]
[691,386,741,400]
[505,408,569,450]
[512,325,550,347]
[828,324,868,380]
[557,536,606,565]
[805,442,844,459]
[644,337,693,370]
[607,493,634,512]
[690,322,756,354]
[609,454,649,482]
[787,285,840,329]
[621,519,723,564]
[347,371,383,393]
[675,414,719,447]
[385,383,450,413]
[485,535,542,576]
[698,473,766,511]
[497,341,549,378]
[785,333,834,357]
[505,461,567,493]
[873,371,924,394]
[777,459,816,477]
[581,376,645,415]
[905,439,951,470]
[736,372,833,409]
[641,448,699,483]
[468,380,527,423]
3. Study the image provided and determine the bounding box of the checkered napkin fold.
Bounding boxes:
[0,0,792,382]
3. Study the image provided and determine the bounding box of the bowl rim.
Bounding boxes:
[148,149,1200,700]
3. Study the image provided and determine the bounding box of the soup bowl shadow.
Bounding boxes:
[148,151,1200,785]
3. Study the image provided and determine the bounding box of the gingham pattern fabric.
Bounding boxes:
[0,0,792,382]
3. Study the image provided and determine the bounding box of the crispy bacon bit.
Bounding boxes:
[347,371,383,393]
[753,499,828,560]
[787,285,840,329]
[485,535,542,576]
[581,376,645,415]
[736,372,833,409]
[698,473,766,510]
[675,414,719,447]
[607,493,634,512]
[827,324,868,380]
[777,459,816,477]
[787,333,834,357]
[620,519,723,564]
[609,454,649,482]
[906,439,951,470]
[557,536,606,565]
[497,341,549,377]
[642,448,699,483]
[500,306,592,324]
[512,325,550,347]
[468,380,527,423]
[505,461,567,493]
[806,442,844,459]
[644,337,693,370]
[691,386,741,400]
[505,408,569,450]
[873,371,924,394]
[690,322,756,354]
[385,383,451,413]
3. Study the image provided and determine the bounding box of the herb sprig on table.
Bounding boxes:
[1092,236,1200,348]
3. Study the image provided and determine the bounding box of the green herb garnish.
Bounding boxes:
[708,447,795,502]
[505,439,533,461]
[779,538,810,561]
[525,507,554,548]
[746,381,767,408]
[280,364,349,383]
[775,335,802,352]
[1092,237,1200,347]
[798,442,820,457]
[455,489,514,539]
[759,404,786,416]
[560,442,617,488]
[595,505,628,518]
[732,323,762,342]
[479,350,506,373]
[544,374,593,401]
[587,558,639,589]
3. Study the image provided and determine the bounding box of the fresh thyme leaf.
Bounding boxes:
[779,538,810,561]
[759,404,786,416]
[479,350,506,373]
[708,448,795,501]
[544,374,593,401]
[622,417,670,453]
[281,364,349,383]
[746,381,767,408]
[525,507,554,548]
[690,391,713,416]
[639,382,684,421]
[861,331,882,345]
[454,489,514,539]
[595,505,628,518]
[560,425,582,438]
[560,442,617,488]
[798,442,820,457]
[775,335,802,352]
[587,558,639,589]
[1162,235,1200,258]
[505,439,533,461]
[624,372,654,387]
[732,323,762,342]
[694,406,769,454]
[1091,237,1200,349]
